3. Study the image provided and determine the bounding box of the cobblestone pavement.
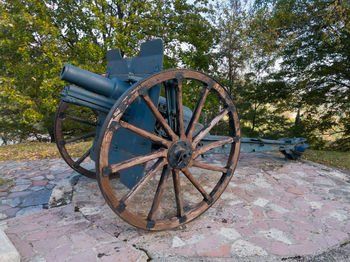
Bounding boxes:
[0,159,80,220]
[2,153,350,261]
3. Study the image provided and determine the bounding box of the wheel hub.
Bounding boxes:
[168,140,192,169]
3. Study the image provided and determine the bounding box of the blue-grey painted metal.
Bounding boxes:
[199,136,309,160]
[60,85,115,113]
[59,38,309,189]
[60,39,164,188]
[103,39,164,188]
[60,63,130,99]
[106,39,163,81]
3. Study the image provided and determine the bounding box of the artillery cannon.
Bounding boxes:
[54,39,308,230]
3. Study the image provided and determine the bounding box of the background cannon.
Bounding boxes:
[54,39,308,230]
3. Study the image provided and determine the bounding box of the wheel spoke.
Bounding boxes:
[172,169,184,218]
[63,114,97,126]
[95,69,241,230]
[191,160,227,173]
[186,86,210,140]
[175,78,185,139]
[192,108,229,147]
[110,149,167,174]
[147,165,171,221]
[74,148,91,168]
[193,137,234,158]
[55,102,96,179]
[120,158,167,205]
[119,120,170,147]
[141,93,178,141]
[181,167,210,201]
[62,132,95,144]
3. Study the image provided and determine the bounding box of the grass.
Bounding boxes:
[0,141,92,161]
[302,149,350,171]
[0,141,349,171]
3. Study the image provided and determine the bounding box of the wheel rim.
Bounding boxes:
[96,69,241,230]
[54,101,97,178]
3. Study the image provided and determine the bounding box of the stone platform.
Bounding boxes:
[1,153,350,261]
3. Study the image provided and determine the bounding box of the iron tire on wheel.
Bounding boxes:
[96,69,241,230]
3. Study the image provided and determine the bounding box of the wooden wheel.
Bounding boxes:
[54,101,97,178]
[96,69,241,230]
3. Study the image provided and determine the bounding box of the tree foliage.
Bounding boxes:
[254,0,350,150]
[0,0,217,142]
[214,0,349,150]
[1,0,349,151]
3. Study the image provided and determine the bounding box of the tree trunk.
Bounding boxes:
[48,126,55,143]
[294,108,300,136]
[252,104,257,131]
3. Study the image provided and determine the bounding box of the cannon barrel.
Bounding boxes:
[60,85,115,113]
[60,63,129,99]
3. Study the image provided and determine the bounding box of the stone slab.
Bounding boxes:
[0,158,83,221]
[0,230,20,262]
[2,153,350,261]
[21,189,51,207]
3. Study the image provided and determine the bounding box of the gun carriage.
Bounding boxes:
[54,39,308,230]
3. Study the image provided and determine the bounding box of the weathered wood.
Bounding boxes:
[191,160,227,173]
[54,101,95,178]
[185,86,210,140]
[119,120,170,147]
[192,108,229,147]
[64,114,97,126]
[181,167,210,201]
[141,94,178,141]
[63,132,95,144]
[95,69,241,231]
[120,158,167,205]
[74,148,91,168]
[175,78,185,139]
[172,169,184,218]
[193,137,233,158]
[147,165,170,221]
[110,149,167,174]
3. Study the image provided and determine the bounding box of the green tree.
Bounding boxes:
[0,0,62,142]
[0,0,217,142]
[252,0,350,149]
[213,0,289,138]
[214,0,250,95]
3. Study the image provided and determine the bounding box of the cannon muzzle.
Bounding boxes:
[60,63,129,99]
